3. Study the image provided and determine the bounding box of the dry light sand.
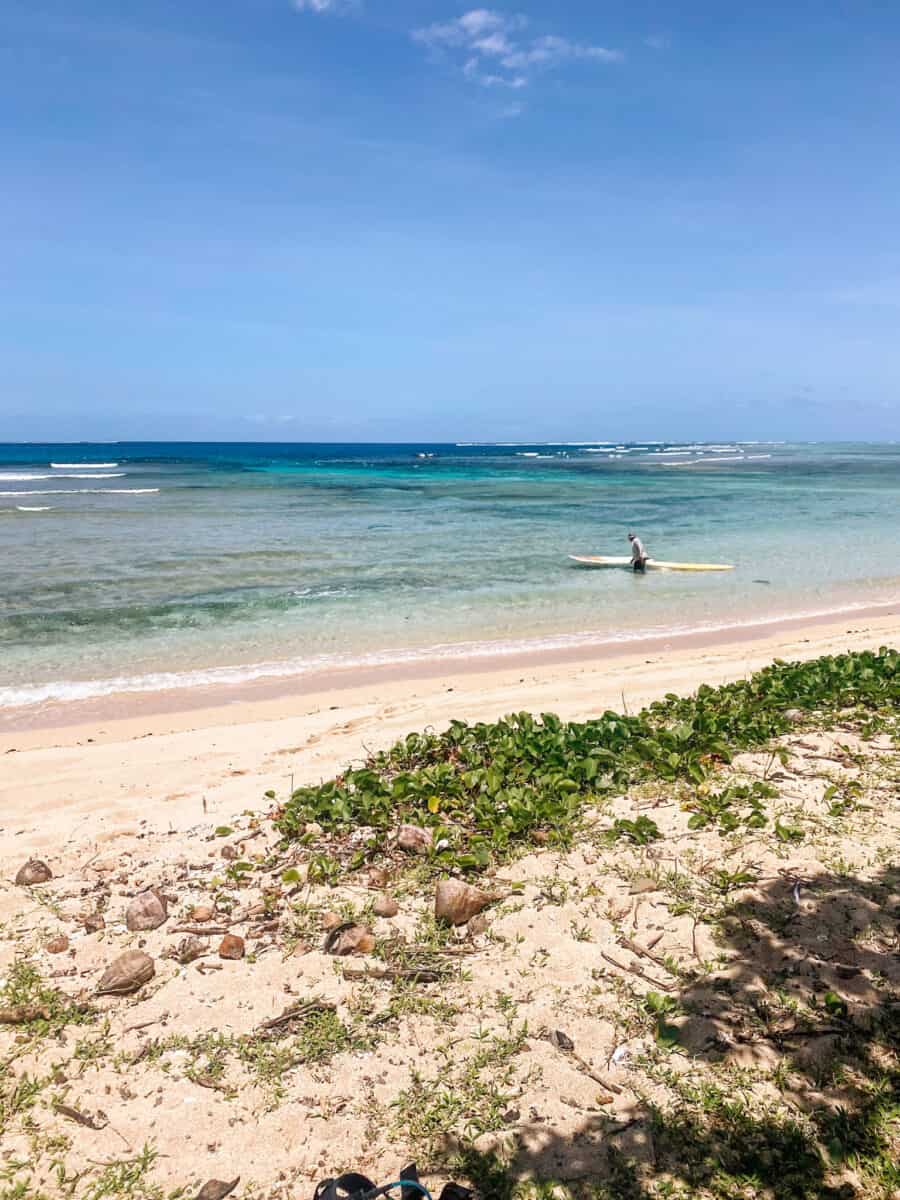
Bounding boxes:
[1,611,898,1199]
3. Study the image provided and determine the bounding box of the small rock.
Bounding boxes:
[435,879,492,926]
[96,950,155,996]
[125,890,168,932]
[84,911,106,934]
[292,940,312,957]
[45,935,69,955]
[190,905,215,923]
[397,824,433,855]
[175,935,207,965]
[304,822,323,837]
[218,934,245,960]
[784,708,805,723]
[373,894,399,918]
[467,912,489,936]
[367,868,390,890]
[221,844,239,861]
[15,859,52,886]
[321,911,342,930]
[323,922,375,955]
[629,877,658,895]
[196,1180,240,1200]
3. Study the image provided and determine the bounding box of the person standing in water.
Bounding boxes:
[628,532,648,572]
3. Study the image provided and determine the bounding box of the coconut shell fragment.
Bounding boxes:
[96,950,155,996]
[218,934,245,960]
[435,879,492,926]
[196,1179,240,1200]
[322,922,375,956]
[15,859,52,886]
[373,893,399,918]
[397,824,433,855]
[125,890,168,932]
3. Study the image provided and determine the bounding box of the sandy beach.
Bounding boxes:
[2,613,898,1199]
[3,608,898,851]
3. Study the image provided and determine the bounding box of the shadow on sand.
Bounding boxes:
[458,864,899,1199]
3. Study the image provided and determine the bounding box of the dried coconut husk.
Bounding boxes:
[125,890,168,932]
[435,879,493,926]
[196,1179,240,1200]
[96,950,155,996]
[218,934,245,960]
[396,825,433,855]
[15,859,52,886]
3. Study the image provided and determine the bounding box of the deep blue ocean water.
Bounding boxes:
[2,441,899,708]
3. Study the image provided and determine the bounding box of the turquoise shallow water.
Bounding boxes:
[1,441,899,708]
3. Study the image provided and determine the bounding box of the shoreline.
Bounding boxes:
[3,595,899,741]
[1,608,898,858]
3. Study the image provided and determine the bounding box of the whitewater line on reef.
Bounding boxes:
[0,488,158,496]
[2,593,898,710]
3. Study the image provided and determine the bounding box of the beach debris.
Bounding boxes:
[218,934,245,960]
[190,904,215,923]
[83,910,106,934]
[97,950,155,996]
[550,1029,575,1052]
[397,824,433,855]
[45,935,70,955]
[15,859,52,886]
[172,935,208,965]
[257,998,335,1036]
[323,922,375,956]
[601,948,675,992]
[435,879,492,927]
[1,1004,52,1024]
[126,889,168,932]
[54,1101,108,1131]
[373,894,399,918]
[196,1179,240,1200]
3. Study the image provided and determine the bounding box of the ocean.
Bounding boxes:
[2,441,899,712]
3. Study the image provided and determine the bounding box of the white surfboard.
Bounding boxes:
[569,555,734,572]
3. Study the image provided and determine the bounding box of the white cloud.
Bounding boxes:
[292,0,351,13]
[413,9,622,91]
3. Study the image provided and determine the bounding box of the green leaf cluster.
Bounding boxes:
[274,647,899,870]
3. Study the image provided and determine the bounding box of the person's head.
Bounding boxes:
[627,532,636,542]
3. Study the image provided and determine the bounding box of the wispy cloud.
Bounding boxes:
[412,9,622,91]
[292,0,352,14]
[644,33,670,51]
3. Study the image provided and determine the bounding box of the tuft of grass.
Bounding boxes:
[0,961,94,1041]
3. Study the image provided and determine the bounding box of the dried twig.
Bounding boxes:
[54,1102,108,1131]
[617,934,672,973]
[601,949,676,992]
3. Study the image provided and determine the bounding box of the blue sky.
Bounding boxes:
[2,0,899,442]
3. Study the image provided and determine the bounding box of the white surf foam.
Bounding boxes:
[3,593,898,710]
[0,488,158,496]
[50,462,119,469]
[16,505,52,512]
[0,473,52,481]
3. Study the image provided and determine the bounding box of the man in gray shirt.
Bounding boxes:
[628,532,648,572]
